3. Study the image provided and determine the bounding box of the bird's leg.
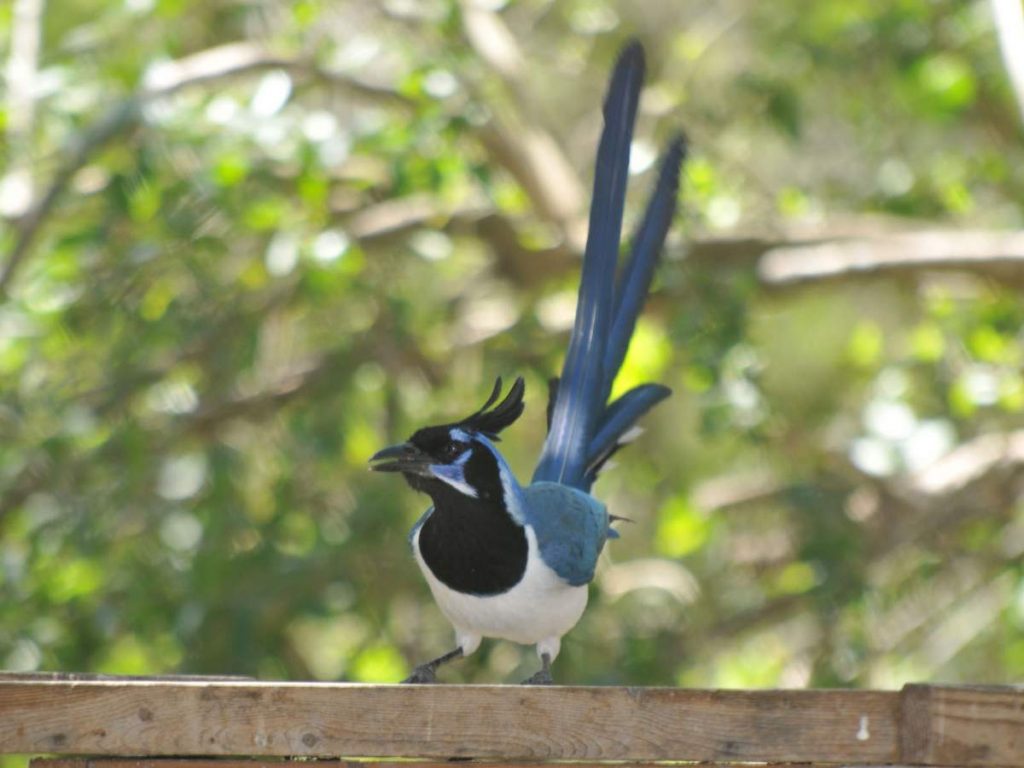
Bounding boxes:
[521,652,553,685]
[402,647,463,684]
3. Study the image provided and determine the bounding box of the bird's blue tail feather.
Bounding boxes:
[604,136,687,397]
[532,42,685,492]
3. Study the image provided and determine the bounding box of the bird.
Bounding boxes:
[370,40,686,684]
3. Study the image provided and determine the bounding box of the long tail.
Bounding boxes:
[532,42,686,492]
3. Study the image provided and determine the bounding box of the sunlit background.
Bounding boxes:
[3,0,1024,708]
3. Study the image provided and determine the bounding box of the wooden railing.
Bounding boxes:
[1,675,1021,766]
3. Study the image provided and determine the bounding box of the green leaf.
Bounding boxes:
[655,496,708,558]
[349,644,408,683]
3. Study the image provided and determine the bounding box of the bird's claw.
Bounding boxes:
[521,668,553,685]
[402,665,438,684]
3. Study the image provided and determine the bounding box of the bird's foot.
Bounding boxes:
[520,667,553,685]
[402,664,438,684]
[521,652,553,685]
[401,647,464,684]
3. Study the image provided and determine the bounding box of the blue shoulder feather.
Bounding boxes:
[522,482,612,586]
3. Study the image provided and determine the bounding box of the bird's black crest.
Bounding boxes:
[457,376,525,439]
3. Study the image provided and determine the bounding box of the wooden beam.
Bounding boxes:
[26,761,975,768]
[901,684,1024,767]
[0,680,898,762]
[2,679,1022,765]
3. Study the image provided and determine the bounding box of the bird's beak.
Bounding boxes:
[369,442,432,475]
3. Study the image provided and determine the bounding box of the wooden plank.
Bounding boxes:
[27,760,977,768]
[901,684,1024,767]
[1,672,253,682]
[33,761,882,768]
[0,680,898,763]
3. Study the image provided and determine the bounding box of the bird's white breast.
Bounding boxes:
[412,523,588,658]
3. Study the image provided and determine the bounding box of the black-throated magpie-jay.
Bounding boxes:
[371,41,685,684]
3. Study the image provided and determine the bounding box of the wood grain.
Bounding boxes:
[6,680,1023,764]
[901,684,1024,766]
[28,761,977,768]
[0,680,899,762]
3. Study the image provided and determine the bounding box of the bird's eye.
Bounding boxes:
[441,441,464,461]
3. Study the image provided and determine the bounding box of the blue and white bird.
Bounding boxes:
[370,41,685,684]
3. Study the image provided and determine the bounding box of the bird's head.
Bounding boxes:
[370,377,525,505]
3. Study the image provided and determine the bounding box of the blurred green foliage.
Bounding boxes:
[2,0,1024,703]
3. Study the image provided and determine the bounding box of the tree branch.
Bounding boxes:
[3,0,45,217]
[990,0,1024,129]
[0,42,411,301]
[754,229,1024,286]
[458,4,586,241]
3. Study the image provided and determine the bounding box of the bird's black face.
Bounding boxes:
[370,425,505,503]
[370,377,526,505]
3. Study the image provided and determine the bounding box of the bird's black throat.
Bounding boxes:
[416,486,528,596]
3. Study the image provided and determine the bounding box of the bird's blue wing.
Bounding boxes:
[522,482,612,586]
